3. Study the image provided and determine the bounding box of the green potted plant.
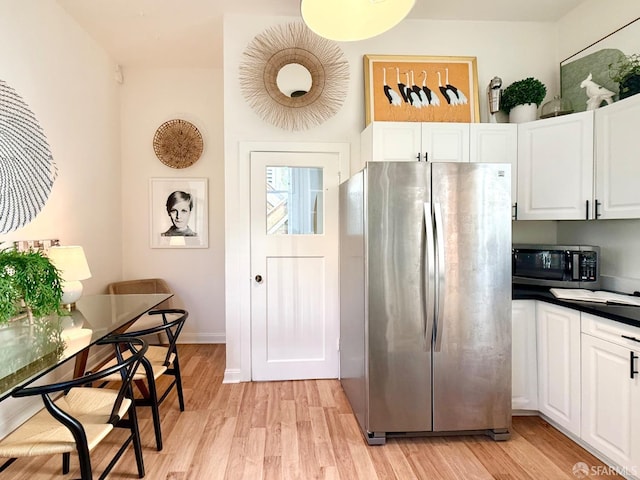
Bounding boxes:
[609,53,640,100]
[500,77,547,123]
[0,248,65,325]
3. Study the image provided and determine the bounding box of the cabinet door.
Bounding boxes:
[512,300,537,411]
[536,302,581,436]
[470,123,517,203]
[422,122,469,163]
[581,333,640,471]
[595,94,640,219]
[366,122,422,162]
[517,111,594,220]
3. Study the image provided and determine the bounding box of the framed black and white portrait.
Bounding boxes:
[150,177,208,248]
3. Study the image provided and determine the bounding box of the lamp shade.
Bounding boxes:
[47,246,91,281]
[301,0,415,42]
[47,246,91,308]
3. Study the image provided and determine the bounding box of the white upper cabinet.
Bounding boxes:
[516,110,594,220]
[594,94,640,219]
[470,123,518,205]
[360,121,469,165]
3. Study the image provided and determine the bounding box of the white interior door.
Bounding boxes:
[250,151,340,381]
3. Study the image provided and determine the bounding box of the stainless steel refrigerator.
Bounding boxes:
[339,161,512,445]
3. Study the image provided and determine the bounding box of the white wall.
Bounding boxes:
[556,0,640,62]
[0,0,122,291]
[556,2,640,292]
[0,0,122,436]
[223,14,560,381]
[119,68,225,343]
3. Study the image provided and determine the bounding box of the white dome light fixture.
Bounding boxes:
[301,0,415,42]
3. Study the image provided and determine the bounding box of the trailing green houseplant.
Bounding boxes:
[609,53,640,99]
[0,248,65,325]
[500,77,547,114]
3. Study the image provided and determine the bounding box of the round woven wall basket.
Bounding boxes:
[153,119,203,169]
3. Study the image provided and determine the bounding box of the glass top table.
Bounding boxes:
[0,293,172,401]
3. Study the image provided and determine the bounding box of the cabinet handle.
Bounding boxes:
[630,351,639,379]
[622,334,640,343]
[585,200,589,220]
[425,152,429,162]
[416,152,421,161]
[595,199,602,219]
[513,202,518,221]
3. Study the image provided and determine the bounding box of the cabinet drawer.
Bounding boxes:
[581,312,640,348]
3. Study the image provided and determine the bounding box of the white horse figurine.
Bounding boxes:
[580,73,615,110]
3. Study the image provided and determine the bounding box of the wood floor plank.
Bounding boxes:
[1,344,622,480]
[465,434,536,479]
[338,410,379,479]
[497,429,575,479]
[242,427,267,480]
[512,416,617,479]
[308,405,337,468]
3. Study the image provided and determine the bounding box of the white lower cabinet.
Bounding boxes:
[512,300,537,410]
[581,313,640,473]
[513,300,640,474]
[536,302,581,436]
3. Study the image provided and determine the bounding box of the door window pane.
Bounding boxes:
[266,166,323,235]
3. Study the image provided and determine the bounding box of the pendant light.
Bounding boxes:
[301,0,415,42]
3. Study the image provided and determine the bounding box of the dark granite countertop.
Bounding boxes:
[513,285,640,329]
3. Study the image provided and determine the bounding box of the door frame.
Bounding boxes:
[224,142,350,383]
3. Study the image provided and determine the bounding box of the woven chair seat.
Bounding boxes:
[101,346,176,382]
[0,388,130,457]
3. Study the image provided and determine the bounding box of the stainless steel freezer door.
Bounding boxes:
[366,162,433,433]
[431,162,512,433]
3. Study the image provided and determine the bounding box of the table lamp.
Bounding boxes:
[47,245,92,310]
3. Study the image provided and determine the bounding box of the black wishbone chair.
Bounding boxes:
[98,308,187,451]
[0,336,148,480]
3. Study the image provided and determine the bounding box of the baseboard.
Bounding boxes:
[512,409,538,416]
[179,333,225,344]
[223,368,242,384]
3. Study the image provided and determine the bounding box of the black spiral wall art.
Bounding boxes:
[0,80,56,233]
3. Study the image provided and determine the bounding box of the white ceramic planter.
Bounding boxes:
[509,103,537,123]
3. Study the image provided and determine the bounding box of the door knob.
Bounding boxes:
[255,274,263,283]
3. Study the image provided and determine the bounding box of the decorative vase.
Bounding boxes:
[509,103,537,123]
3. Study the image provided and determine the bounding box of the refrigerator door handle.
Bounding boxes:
[424,202,435,349]
[433,202,446,352]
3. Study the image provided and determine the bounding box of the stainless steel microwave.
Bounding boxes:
[512,244,601,289]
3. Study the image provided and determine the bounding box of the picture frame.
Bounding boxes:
[364,54,480,125]
[560,17,640,113]
[149,177,208,248]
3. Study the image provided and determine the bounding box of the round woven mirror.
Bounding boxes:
[239,22,349,131]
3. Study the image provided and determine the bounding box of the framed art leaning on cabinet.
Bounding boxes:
[364,54,480,125]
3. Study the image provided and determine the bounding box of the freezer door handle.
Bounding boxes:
[424,202,435,349]
[433,202,446,352]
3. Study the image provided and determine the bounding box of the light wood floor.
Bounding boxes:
[3,344,621,479]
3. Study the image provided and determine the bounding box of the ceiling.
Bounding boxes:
[56,0,586,68]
